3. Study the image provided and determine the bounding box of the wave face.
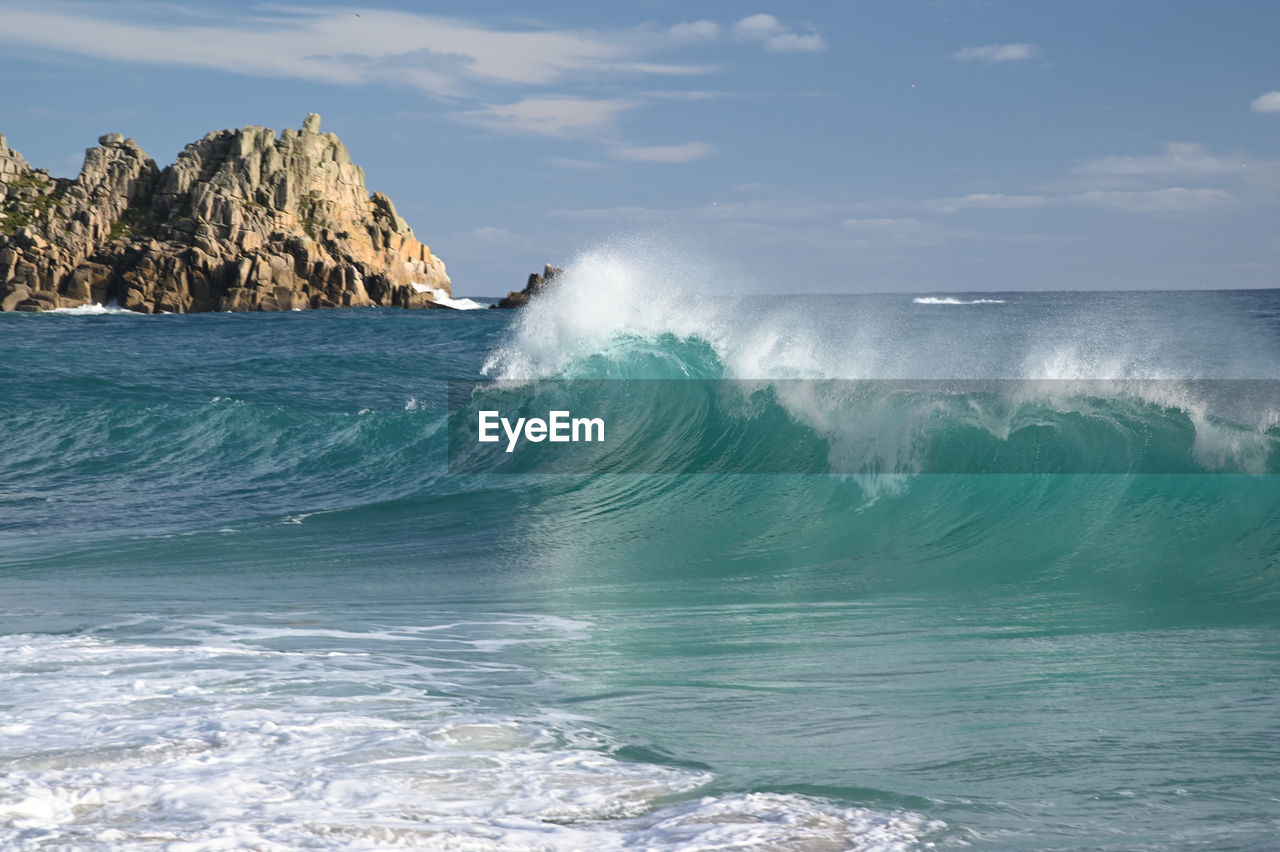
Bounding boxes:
[449,378,1280,475]
[4,247,1280,850]
[468,247,1280,619]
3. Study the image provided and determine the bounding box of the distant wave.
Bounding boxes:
[46,302,137,315]
[913,296,1006,305]
[411,284,487,310]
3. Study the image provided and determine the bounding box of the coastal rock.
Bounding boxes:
[493,263,562,308]
[0,115,451,312]
[0,282,30,311]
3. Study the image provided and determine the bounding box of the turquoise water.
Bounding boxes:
[3,252,1280,850]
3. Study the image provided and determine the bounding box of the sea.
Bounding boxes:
[2,246,1279,851]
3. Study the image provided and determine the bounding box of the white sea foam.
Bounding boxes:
[482,244,727,381]
[912,296,1006,305]
[486,241,1279,383]
[45,302,137,315]
[482,242,1005,382]
[411,283,487,310]
[0,617,943,851]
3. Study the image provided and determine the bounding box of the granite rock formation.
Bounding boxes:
[493,264,563,308]
[0,115,451,313]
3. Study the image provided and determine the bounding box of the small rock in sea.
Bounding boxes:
[493,263,563,308]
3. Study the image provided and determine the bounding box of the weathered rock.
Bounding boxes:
[20,290,61,311]
[0,115,451,312]
[0,282,30,311]
[0,134,29,178]
[493,263,563,308]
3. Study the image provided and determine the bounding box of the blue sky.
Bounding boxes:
[1,1,1278,295]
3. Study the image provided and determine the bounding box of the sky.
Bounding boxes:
[0,0,1278,295]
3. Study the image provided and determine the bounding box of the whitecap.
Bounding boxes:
[45,302,138,315]
[411,283,487,310]
[912,296,1006,305]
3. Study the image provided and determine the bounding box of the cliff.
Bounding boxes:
[0,114,450,313]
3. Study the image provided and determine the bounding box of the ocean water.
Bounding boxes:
[2,248,1280,850]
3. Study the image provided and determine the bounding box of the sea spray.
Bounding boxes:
[486,243,1280,382]
[476,243,1280,478]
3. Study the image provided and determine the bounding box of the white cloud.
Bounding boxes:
[0,3,834,163]
[548,157,610,171]
[625,62,714,76]
[551,197,863,223]
[457,97,637,138]
[1062,142,1280,198]
[667,20,719,42]
[641,90,739,101]
[1072,187,1235,213]
[0,5,714,98]
[839,216,1037,247]
[842,216,932,241]
[1251,91,1280,113]
[923,193,1050,213]
[924,187,1234,214]
[842,217,922,229]
[543,202,1043,251]
[763,33,828,53]
[731,14,827,53]
[1073,142,1238,179]
[611,142,713,163]
[732,14,785,40]
[546,205,666,221]
[951,43,1041,63]
[470,226,520,242]
[921,141,1280,215]
[446,224,538,257]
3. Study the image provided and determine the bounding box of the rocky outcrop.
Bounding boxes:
[493,264,562,308]
[0,115,451,312]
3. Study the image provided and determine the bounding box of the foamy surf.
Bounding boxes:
[485,242,1269,383]
[43,302,137,315]
[0,619,945,851]
[411,283,487,310]
[912,297,1006,305]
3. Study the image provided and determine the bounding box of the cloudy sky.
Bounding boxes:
[1,0,1277,294]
